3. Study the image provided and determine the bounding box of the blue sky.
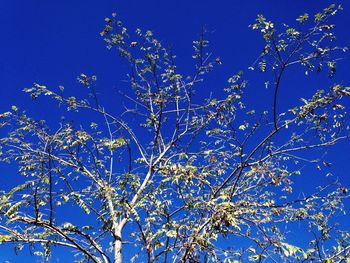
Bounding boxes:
[1,1,350,261]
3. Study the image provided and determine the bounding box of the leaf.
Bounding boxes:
[239,122,248,130]
[248,254,260,261]
[296,13,309,23]
[258,60,266,72]
[62,195,70,202]
[0,235,11,244]
[166,230,177,238]
[247,247,256,253]
[281,242,306,259]
[5,201,24,218]
[210,98,217,106]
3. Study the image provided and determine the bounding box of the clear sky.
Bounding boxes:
[0,1,350,261]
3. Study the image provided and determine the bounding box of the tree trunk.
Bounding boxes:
[114,230,123,263]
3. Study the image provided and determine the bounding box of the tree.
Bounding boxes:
[0,4,350,263]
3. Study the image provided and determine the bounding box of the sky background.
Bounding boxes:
[0,0,350,262]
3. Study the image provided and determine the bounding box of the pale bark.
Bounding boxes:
[113,229,123,263]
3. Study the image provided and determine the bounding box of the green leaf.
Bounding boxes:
[296,13,309,23]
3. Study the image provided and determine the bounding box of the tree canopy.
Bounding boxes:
[0,3,350,263]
